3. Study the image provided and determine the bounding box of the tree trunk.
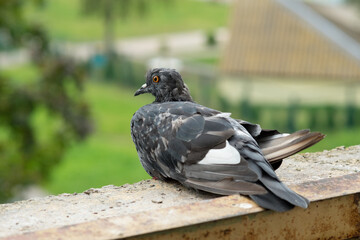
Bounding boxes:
[104,0,114,56]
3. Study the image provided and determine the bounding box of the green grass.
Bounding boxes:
[1,64,40,85]
[191,56,219,65]
[43,82,154,194]
[304,128,360,153]
[26,0,229,42]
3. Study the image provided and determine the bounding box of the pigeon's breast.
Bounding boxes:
[131,106,178,178]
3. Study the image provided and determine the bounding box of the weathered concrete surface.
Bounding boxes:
[0,180,214,238]
[277,145,360,184]
[0,145,359,238]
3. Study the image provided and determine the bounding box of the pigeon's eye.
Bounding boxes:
[152,75,160,83]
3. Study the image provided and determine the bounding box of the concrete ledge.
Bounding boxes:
[1,145,360,239]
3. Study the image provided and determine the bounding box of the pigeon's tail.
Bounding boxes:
[257,129,325,170]
[246,160,309,212]
[250,175,310,212]
[249,187,307,212]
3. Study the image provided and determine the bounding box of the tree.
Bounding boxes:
[81,0,170,80]
[0,0,92,201]
[82,0,156,55]
[345,0,360,16]
[346,0,360,9]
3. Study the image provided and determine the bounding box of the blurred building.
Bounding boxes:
[219,0,360,105]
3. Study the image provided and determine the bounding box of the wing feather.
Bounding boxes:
[176,114,205,142]
[185,178,267,195]
[184,159,259,182]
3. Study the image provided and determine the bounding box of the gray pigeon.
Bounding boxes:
[131,68,324,212]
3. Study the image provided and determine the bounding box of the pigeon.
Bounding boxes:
[131,68,324,212]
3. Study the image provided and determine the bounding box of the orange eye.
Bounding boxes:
[152,75,159,83]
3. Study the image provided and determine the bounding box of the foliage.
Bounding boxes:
[346,0,360,9]
[81,0,171,81]
[82,0,145,53]
[0,0,91,201]
[217,96,360,134]
[206,30,217,47]
[81,0,153,19]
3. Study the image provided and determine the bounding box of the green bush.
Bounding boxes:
[217,95,360,133]
[0,1,91,202]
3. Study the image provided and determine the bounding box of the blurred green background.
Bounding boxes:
[0,0,359,202]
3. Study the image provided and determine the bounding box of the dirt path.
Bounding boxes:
[0,28,228,68]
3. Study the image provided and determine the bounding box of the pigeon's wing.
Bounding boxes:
[160,109,267,196]
[174,114,310,211]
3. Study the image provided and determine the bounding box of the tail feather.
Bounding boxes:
[257,174,309,209]
[247,159,309,211]
[258,129,310,149]
[250,192,294,212]
[259,130,325,163]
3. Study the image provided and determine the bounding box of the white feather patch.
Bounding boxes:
[216,112,231,118]
[198,141,241,165]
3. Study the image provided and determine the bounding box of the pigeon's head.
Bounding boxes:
[134,68,193,103]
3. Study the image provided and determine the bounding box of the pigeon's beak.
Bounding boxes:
[134,83,149,96]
